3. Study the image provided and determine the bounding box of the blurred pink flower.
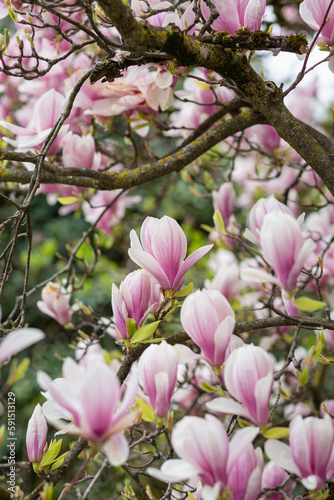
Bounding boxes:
[38,357,138,466]
[138,340,178,417]
[300,0,334,46]
[147,415,262,500]
[244,195,294,246]
[207,344,274,425]
[205,250,244,302]
[26,404,48,463]
[265,414,334,491]
[201,0,265,34]
[0,328,45,365]
[260,212,316,292]
[112,270,159,339]
[261,461,294,500]
[0,89,70,155]
[83,189,140,236]
[180,289,236,367]
[37,282,72,326]
[129,216,212,291]
[212,182,235,227]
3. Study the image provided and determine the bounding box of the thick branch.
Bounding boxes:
[197,32,308,54]
[0,109,263,190]
[97,0,334,194]
[117,315,334,384]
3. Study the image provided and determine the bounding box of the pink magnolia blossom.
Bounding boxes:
[201,0,266,34]
[300,0,334,46]
[147,415,262,500]
[128,216,212,291]
[138,340,178,417]
[37,282,72,326]
[212,182,235,227]
[26,404,48,463]
[205,250,244,302]
[89,65,174,118]
[132,0,196,31]
[38,357,138,466]
[244,195,294,246]
[207,344,274,425]
[0,89,70,155]
[265,414,334,491]
[261,462,293,500]
[171,69,235,134]
[321,399,334,423]
[39,133,103,214]
[260,212,316,292]
[0,328,45,365]
[180,289,236,367]
[112,270,159,339]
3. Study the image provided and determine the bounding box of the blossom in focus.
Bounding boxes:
[201,0,266,34]
[112,270,159,339]
[300,0,334,46]
[212,182,235,227]
[207,344,274,425]
[37,282,72,326]
[265,414,334,491]
[38,357,138,466]
[138,340,178,417]
[128,215,212,291]
[300,0,334,71]
[147,415,262,500]
[180,289,236,367]
[0,328,45,365]
[26,404,48,463]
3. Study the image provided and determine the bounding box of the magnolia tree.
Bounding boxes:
[2,0,334,498]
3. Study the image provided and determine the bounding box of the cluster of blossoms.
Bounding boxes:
[24,206,334,497]
[3,0,334,498]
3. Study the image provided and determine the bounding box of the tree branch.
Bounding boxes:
[0,109,263,190]
[96,0,334,194]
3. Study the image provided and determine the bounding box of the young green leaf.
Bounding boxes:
[294,297,326,312]
[129,321,160,345]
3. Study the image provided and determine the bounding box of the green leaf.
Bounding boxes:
[129,321,160,345]
[8,5,18,22]
[294,297,326,312]
[42,483,54,500]
[173,282,193,298]
[12,358,30,384]
[213,210,225,234]
[199,381,217,393]
[217,386,227,397]
[263,427,290,439]
[135,398,155,422]
[39,439,62,467]
[57,196,78,205]
[126,318,137,337]
[299,365,308,386]
[238,418,254,428]
[315,332,325,361]
[50,452,67,470]
[188,493,196,500]
[138,338,164,344]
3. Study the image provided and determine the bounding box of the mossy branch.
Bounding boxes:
[0,109,263,190]
[96,0,334,195]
